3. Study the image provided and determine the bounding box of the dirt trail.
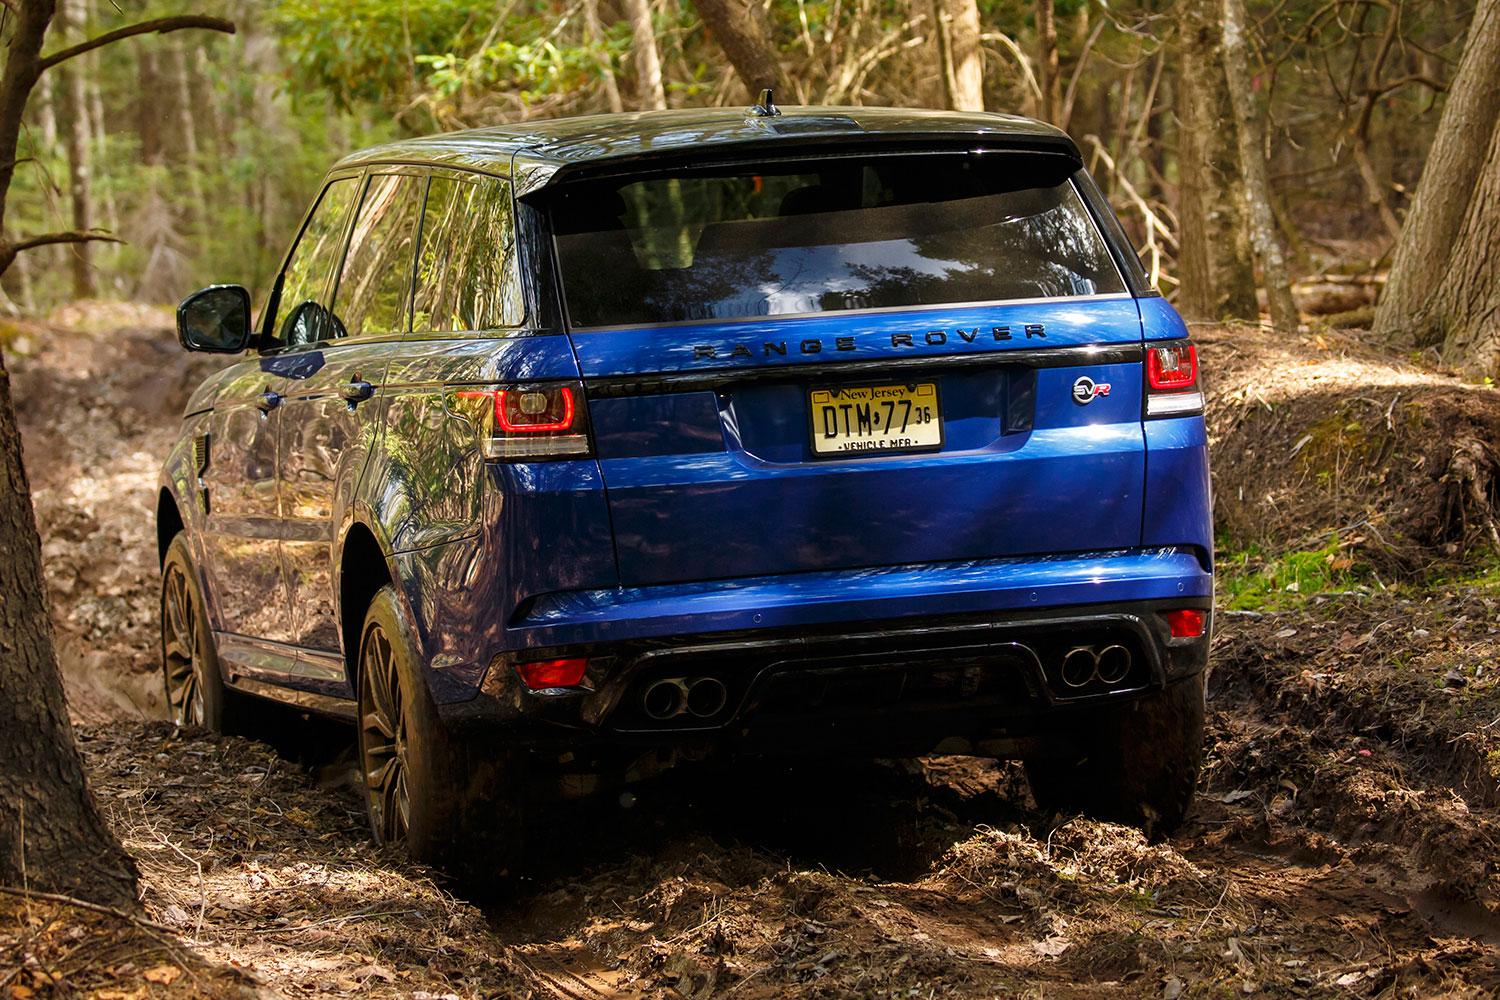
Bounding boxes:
[5,307,1500,997]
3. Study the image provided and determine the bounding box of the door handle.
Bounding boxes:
[340,380,375,405]
[256,390,282,413]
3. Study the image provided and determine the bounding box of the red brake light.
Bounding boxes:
[497,386,576,433]
[1144,342,1203,418]
[1163,609,1206,638]
[1147,344,1198,390]
[517,657,589,690]
[449,381,591,460]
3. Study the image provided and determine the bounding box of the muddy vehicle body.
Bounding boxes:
[160,103,1212,875]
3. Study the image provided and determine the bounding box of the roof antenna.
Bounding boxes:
[750,88,781,118]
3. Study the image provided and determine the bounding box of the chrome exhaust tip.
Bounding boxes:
[642,678,685,720]
[1096,644,1132,685]
[1060,647,1098,688]
[685,676,728,718]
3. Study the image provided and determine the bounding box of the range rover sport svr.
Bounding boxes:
[160,103,1212,879]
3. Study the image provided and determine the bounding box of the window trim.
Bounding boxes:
[258,168,366,356]
[324,166,431,347]
[404,165,530,341]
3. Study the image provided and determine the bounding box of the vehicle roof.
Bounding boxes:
[333,106,1076,195]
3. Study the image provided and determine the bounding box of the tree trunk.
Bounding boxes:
[1221,0,1298,331]
[1036,0,1060,123]
[58,0,95,298]
[0,341,139,907]
[1374,0,1500,348]
[691,0,782,99]
[34,72,58,150]
[932,0,984,111]
[136,48,163,167]
[1428,106,1500,370]
[167,41,205,241]
[623,0,668,110]
[1173,0,1257,321]
[583,0,625,114]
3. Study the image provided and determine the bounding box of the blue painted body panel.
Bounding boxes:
[579,299,1150,586]
[513,547,1210,648]
[1138,295,1192,342]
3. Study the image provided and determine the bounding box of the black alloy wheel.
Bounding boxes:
[161,557,205,726]
[358,618,410,845]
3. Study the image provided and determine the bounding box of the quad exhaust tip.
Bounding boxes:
[642,676,728,720]
[1058,644,1134,690]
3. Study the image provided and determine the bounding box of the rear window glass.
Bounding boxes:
[549,153,1125,328]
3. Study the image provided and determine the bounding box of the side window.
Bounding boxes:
[413,174,524,333]
[271,177,359,350]
[331,173,425,340]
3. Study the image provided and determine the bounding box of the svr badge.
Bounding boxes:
[1072,376,1112,405]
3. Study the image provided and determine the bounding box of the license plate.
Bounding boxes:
[809,382,942,455]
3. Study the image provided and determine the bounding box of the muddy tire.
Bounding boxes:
[161,534,236,731]
[355,585,529,889]
[1025,671,1206,838]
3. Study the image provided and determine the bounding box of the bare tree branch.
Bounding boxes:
[8,230,123,254]
[38,16,235,74]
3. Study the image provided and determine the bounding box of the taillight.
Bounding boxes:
[1145,342,1203,418]
[448,381,590,460]
[1162,608,1207,638]
[516,657,589,690]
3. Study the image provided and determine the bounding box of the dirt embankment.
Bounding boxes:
[6,303,227,724]
[1204,323,1500,572]
[4,307,1500,997]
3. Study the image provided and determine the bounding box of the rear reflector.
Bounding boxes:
[1146,390,1206,417]
[517,657,589,689]
[1162,609,1207,638]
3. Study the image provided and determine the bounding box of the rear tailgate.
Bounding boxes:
[543,146,1148,587]
[574,298,1145,586]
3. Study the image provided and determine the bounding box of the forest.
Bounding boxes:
[2,0,1500,996]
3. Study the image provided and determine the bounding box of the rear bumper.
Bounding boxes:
[445,580,1212,761]
[509,546,1210,649]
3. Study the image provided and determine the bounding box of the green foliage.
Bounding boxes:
[272,0,489,114]
[1218,536,1372,611]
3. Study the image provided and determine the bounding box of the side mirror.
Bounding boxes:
[176,285,253,353]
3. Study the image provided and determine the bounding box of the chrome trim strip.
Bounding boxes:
[228,676,357,722]
[584,342,1143,399]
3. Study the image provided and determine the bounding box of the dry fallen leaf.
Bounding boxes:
[1033,935,1072,957]
[141,965,180,986]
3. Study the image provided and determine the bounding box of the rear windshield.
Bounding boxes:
[549,152,1126,329]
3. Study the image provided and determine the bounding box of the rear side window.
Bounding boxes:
[270,177,359,349]
[413,174,524,333]
[549,153,1126,328]
[331,173,425,340]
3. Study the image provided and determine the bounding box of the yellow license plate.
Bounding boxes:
[809,382,942,455]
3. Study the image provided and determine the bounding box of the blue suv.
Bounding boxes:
[162,104,1211,877]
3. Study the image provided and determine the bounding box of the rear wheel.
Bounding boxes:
[355,586,530,886]
[1024,671,1206,838]
[160,534,230,730]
